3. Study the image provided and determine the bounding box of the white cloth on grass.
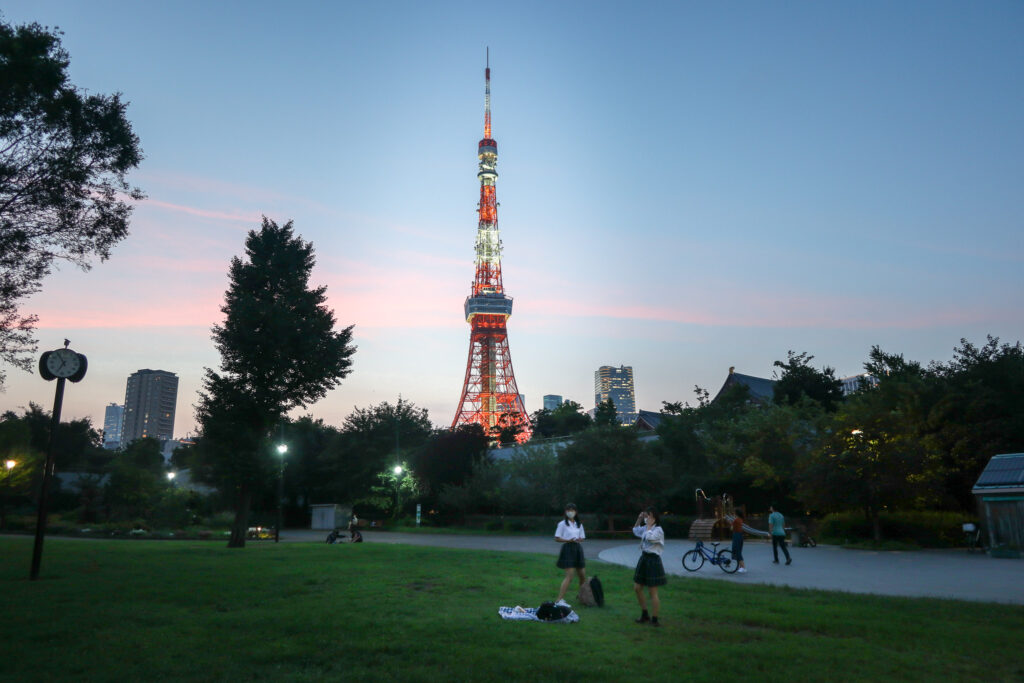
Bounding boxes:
[498,606,579,624]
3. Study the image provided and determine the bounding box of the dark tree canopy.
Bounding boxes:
[594,398,619,427]
[339,398,433,501]
[773,351,844,411]
[530,400,592,439]
[195,218,355,547]
[414,424,489,499]
[0,20,143,385]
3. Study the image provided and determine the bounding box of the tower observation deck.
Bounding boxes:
[452,53,531,441]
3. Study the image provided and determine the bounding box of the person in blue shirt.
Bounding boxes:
[768,505,792,565]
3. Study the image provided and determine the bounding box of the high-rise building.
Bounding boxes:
[102,403,124,449]
[594,365,637,425]
[121,369,179,444]
[543,395,563,411]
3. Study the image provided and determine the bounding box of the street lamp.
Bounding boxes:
[166,471,176,482]
[275,443,288,543]
[2,460,15,531]
[392,465,404,519]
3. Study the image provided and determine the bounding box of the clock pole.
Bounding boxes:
[31,340,86,581]
[30,375,66,580]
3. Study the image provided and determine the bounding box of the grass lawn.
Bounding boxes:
[1,538,1022,682]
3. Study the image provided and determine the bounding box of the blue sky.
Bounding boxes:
[2,1,1022,435]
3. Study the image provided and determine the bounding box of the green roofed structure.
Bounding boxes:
[972,453,1024,554]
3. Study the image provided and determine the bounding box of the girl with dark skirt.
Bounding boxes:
[632,507,666,626]
[554,503,587,604]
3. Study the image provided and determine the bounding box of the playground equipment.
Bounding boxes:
[689,489,770,540]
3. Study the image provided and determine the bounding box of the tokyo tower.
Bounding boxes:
[452,53,531,441]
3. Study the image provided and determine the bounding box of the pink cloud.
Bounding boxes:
[139,198,262,225]
[521,292,1008,331]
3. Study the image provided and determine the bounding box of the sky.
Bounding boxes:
[2,1,1022,437]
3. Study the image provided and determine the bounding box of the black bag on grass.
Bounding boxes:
[536,602,572,621]
[589,576,604,607]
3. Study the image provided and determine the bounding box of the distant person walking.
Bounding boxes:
[554,503,587,604]
[732,510,747,573]
[632,507,666,627]
[768,505,792,565]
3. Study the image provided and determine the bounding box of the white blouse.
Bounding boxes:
[633,524,665,556]
[555,520,586,541]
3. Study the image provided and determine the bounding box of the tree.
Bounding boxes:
[558,427,669,521]
[0,403,106,473]
[492,410,528,444]
[530,400,592,439]
[105,438,166,521]
[594,398,619,427]
[797,349,943,539]
[773,351,844,411]
[357,461,420,518]
[195,218,355,547]
[414,424,489,500]
[0,21,143,386]
[926,336,1024,509]
[339,398,433,504]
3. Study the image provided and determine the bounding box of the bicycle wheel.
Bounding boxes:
[716,549,739,573]
[807,537,817,548]
[682,549,705,571]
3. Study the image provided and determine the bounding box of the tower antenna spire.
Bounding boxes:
[484,49,491,139]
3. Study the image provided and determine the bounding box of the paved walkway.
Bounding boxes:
[598,540,1024,605]
[284,530,1023,605]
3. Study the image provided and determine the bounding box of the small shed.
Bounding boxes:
[310,504,350,531]
[972,453,1024,552]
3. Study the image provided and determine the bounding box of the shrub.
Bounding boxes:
[819,510,970,547]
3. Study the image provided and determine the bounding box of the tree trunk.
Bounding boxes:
[869,508,881,542]
[228,484,252,548]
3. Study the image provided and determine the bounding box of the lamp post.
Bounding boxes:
[392,465,403,519]
[276,443,288,543]
[166,471,176,485]
[1,460,15,530]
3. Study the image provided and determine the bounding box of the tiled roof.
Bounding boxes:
[634,410,663,431]
[713,371,777,404]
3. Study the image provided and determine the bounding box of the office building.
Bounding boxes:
[839,373,878,396]
[121,369,179,444]
[543,395,563,411]
[594,365,637,425]
[102,403,124,449]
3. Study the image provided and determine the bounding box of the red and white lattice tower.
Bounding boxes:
[452,53,531,441]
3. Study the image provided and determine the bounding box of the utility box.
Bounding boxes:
[310,504,350,530]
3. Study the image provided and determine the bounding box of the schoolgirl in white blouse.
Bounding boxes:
[632,507,666,626]
[554,503,587,603]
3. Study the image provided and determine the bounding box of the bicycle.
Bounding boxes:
[682,540,738,574]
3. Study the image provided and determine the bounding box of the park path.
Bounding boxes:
[283,529,1024,605]
[598,541,1024,605]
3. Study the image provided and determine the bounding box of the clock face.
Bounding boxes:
[45,348,82,378]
